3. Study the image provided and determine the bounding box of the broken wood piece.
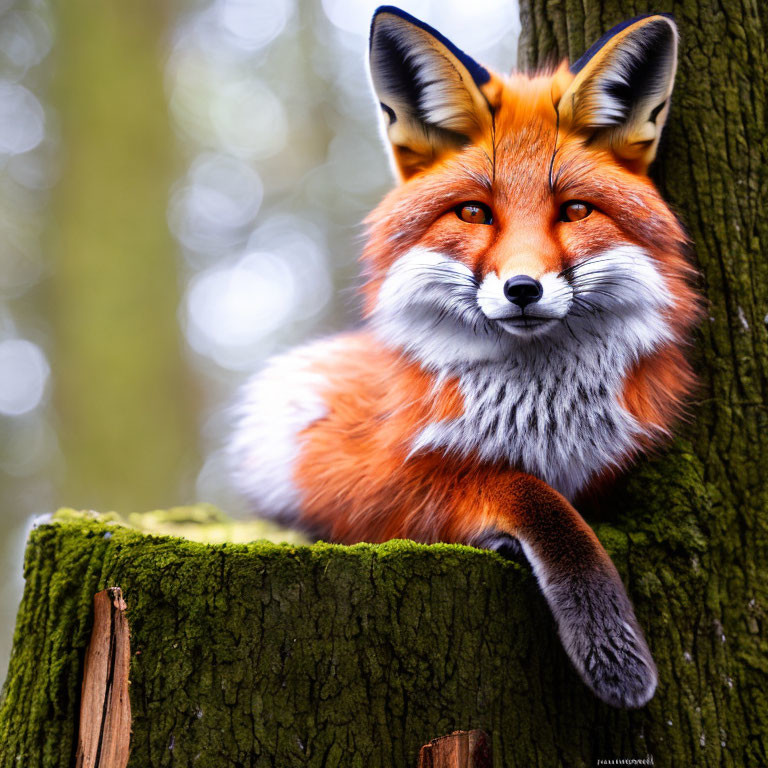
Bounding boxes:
[75,587,131,768]
[417,729,491,768]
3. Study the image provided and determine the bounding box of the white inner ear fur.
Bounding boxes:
[575,35,674,128]
[408,44,485,134]
[561,17,678,163]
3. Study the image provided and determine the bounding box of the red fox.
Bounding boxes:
[229,7,701,708]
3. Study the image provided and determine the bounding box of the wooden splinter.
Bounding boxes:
[75,587,131,768]
[417,729,491,768]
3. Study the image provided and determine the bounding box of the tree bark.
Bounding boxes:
[518,0,768,765]
[1,514,547,768]
[1,486,765,768]
[0,4,766,768]
[75,588,131,768]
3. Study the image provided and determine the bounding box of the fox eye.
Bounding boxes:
[456,201,493,225]
[560,201,593,222]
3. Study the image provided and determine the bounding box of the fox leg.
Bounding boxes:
[468,470,657,709]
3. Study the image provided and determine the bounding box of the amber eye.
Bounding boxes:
[456,201,493,225]
[560,200,593,222]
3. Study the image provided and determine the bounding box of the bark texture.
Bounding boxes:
[518,0,768,765]
[418,730,491,768]
[0,484,765,768]
[75,588,131,768]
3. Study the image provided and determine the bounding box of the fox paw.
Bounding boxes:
[572,618,657,708]
[547,573,657,708]
[474,529,656,707]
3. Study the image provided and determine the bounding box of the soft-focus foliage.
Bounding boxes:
[0,0,56,691]
[0,0,519,683]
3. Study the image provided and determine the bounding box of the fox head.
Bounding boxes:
[362,6,700,428]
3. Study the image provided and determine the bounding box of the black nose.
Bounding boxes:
[503,275,543,308]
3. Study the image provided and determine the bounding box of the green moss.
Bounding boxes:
[127,504,312,546]
[2,2,766,765]
[2,502,762,767]
[0,514,530,767]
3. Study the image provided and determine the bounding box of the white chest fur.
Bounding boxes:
[411,337,643,500]
[372,246,674,499]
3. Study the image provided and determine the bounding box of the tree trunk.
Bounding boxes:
[518,0,768,764]
[47,0,198,513]
[1,4,766,768]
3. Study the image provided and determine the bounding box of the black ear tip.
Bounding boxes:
[638,15,679,56]
[648,13,678,33]
[373,4,405,19]
[371,5,418,32]
[571,13,678,75]
[370,6,411,51]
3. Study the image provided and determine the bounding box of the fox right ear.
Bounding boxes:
[369,6,494,181]
[557,14,678,171]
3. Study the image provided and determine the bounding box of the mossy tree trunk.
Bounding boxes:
[0,3,766,768]
[518,0,768,764]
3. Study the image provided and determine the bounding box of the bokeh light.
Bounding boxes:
[213,0,293,52]
[168,151,264,265]
[0,0,56,689]
[0,81,44,155]
[0,411,56,477]
[0,338,49,415]
[166,0,520,512]
[0,7,52,74]
[211,79,288,160]
[185,251,296,365]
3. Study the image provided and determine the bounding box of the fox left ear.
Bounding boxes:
[557,14,678,170]
[369,6,494,180]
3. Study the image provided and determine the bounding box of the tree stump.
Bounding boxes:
[0,505,764,767]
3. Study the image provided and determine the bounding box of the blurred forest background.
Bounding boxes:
[0,0,520,683]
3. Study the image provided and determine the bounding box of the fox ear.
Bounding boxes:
[369,6,493,180]
[557,14,678,170]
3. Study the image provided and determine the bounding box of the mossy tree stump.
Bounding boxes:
[0,494,763,767]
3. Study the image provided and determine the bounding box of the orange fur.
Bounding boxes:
[232,12,692,706]
[295,333,608,561]
[295,333,467,542]
[357,72,701,476]
[296,66,700,544]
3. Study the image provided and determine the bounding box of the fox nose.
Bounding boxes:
[503,275,543,308]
